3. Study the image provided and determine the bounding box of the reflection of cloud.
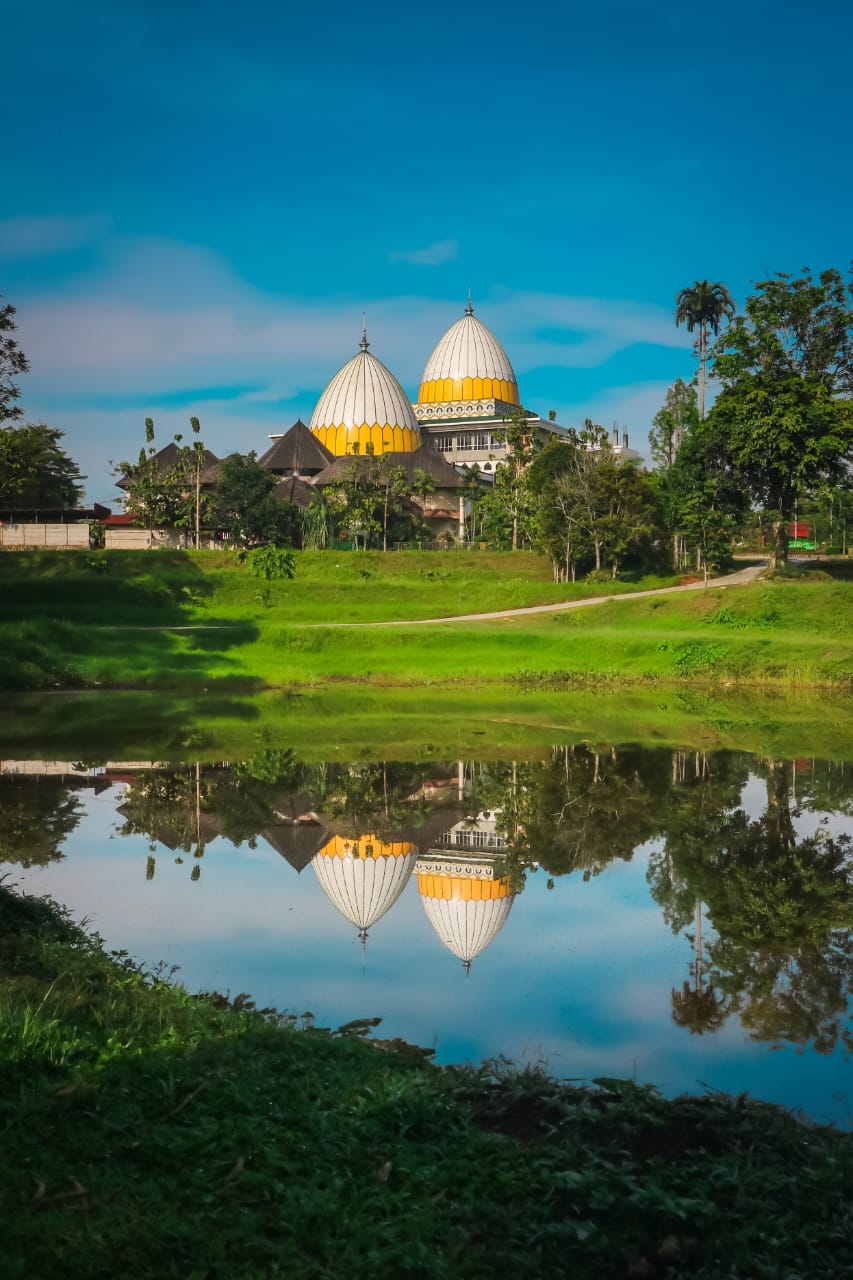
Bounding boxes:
[389,239,459,266]
[0,213,111,259]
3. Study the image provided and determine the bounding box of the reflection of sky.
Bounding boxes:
[9,778,853,1129]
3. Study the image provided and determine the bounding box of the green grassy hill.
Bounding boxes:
[1,549,851,692]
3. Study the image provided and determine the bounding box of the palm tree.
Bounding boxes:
[675,280,735,421]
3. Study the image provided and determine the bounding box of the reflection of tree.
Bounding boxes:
[476,746,672,879]
[651,758,853,1052]
[318,762,448,843]
[794,758,853,818]
[0,780,83,866]
[671,902,727,1035]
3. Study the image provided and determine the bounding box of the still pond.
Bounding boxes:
[3,743,852,1125]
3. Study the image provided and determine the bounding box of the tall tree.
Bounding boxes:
[116,418,197,531]
[662,416,748,577]
[675,280,736,421]
[486,407,541,550]
[208,452,299,547]
[0,424,84,508]
[710,267,853,569]
[649,378,699,469]
[0,295,29,426]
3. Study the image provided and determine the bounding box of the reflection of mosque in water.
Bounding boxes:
[0,758,522,969]
[310,809,518,970]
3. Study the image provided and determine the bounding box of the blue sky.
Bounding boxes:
[2,0,851,502]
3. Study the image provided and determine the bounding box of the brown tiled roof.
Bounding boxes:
[273,475,315,510]
[258,421,334,474]
[116,443,221,490]
[261,822,328,873]
[313,444,463,489]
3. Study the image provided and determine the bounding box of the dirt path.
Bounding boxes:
[346,563,766,628]
[102,564,765,632]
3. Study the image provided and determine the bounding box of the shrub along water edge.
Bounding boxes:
[3,882,853,1279]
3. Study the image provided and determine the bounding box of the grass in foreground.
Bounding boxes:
[2,883,853,1280]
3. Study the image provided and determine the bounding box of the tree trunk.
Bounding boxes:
[594,540,601,571]
[512,513,518,551]
[698,324,706,421]
[673,532,680,572]
[768,518,789,572]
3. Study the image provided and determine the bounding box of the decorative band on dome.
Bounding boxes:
[416,872,514,901]
[418,376,519,406]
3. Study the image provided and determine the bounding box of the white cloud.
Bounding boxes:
[389,239,460,266]
[0,213,112,259]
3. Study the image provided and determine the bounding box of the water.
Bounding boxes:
[3,746,852,1125]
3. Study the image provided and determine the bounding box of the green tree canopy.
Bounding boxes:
[0,423,85,508]
[661,415,748,577]
[709,267,853,568]
[0,295,29,426]
[649,378,699,470]
[208,452,300,547]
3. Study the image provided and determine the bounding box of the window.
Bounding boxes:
[432,434,454,452]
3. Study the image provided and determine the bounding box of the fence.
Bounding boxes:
[0,523,90,548]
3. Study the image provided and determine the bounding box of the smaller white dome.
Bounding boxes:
[313,834,417,936]
[309,333,422,456]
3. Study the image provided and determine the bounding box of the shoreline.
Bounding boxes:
[3,882,852,1279]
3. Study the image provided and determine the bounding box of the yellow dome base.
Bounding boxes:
[418,376,519,406]
[320,834,416,860]
[417,872,513,901]
[311,422,422,457]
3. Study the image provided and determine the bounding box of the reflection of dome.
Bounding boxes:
[418,298,519,408]
[312,833,417,939]
[415,853,516,970]
[309,331,422,457]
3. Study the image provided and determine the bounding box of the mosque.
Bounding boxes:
[115,296,639,544]
[279,295,565,474]
[261,299,560,540]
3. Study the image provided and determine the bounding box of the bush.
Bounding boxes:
[238,546,297,580]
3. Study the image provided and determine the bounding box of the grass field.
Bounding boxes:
[1,548,851,692]
[4,882,853,1280]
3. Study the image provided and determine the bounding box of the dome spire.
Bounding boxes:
[360,314,369,352]
[465,288,473,316]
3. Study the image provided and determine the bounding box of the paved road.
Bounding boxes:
[331,563,767,628]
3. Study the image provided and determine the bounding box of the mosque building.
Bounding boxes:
[270,297,572,482]
[115,297,639,544]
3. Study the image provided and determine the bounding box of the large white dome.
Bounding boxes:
[418,299,519,407]
[309,333,422,457]
[415,855,516,969]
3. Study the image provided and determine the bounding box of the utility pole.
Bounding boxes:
[191,416,203,550]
